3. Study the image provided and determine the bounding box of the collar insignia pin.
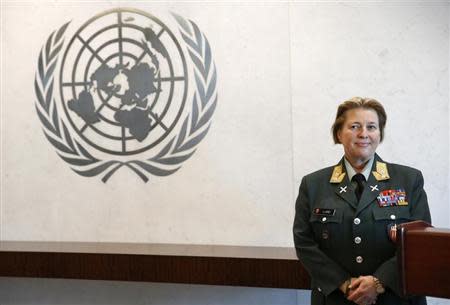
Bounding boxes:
[339,186,348,193]
[370,185,379,192]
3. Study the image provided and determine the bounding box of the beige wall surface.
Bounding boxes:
[2,1,447,247]
[290,2,449,227]
[1,1,449,304]
[2,2,294,246]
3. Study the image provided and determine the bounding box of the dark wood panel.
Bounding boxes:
[0,242,310,289]
[397,221,450,298]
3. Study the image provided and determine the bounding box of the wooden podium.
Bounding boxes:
[396,220,450,298]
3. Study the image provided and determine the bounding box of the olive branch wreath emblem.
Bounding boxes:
[34,13,217,183]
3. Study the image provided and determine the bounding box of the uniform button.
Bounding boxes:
[322,231,329,240]
[322,217,327,222]
[390,214,396,220]
[356,256,363,263]
[354,218,361,225]
[354,237,362,244]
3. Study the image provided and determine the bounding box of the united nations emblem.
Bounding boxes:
[34,8,218,182]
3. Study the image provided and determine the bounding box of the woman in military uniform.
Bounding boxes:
[293,97,431,305]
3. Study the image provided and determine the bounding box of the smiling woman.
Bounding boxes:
[293,97,431,305]
[333,98,385,171]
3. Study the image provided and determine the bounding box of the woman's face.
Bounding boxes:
[337,108,381,165]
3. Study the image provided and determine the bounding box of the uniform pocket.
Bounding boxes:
[310,209,344,223]
[309,209,343,249]
[372,207,411,245]
[372,206,411,222]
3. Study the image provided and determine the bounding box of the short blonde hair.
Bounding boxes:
[331,97,387,144]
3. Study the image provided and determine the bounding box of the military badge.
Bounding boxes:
[372,161,390,181]
[313,208,336,216]
[330,164,346,183]
[377,189,408,207]
[387,223,397,243]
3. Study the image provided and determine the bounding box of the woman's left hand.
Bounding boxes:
[347,275,378,305]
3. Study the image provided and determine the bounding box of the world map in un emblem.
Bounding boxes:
[35,8,218,182]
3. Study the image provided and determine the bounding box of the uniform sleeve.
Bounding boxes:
[374,170,431,295]
[293,177,350,296]
[408,170,431,223]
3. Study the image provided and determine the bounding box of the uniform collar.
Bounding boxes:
[330,154,391,211]
[329,154,390,183]
[344,157,374,182]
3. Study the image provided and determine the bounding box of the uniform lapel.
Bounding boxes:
[357,155,391,213]
[330,159,358,209]
[335,178,358,209]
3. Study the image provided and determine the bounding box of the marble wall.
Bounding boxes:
[1,1,449,305]
[291,2,449,227]
[1,2,294,246]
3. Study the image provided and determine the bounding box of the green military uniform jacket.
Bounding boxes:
[293,154,431,305]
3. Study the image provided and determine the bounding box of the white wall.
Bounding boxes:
[1,1,294,246]
[290,2,449,228]
[1,1,449,304]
